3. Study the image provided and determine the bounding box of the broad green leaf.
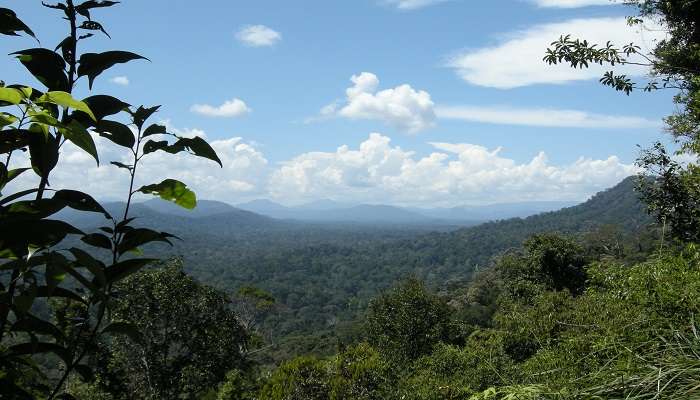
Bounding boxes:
[104,258,157,284]
[0,87,24,105]
[0,112,18,127]
[12,48,69,91]
[0,219,83,259]
[137,179,196,209]
[61,120,99,164]
[0,8,37,40]
[96,119,135,148]
[7,198,66,220]
[78,51,148,89]
[38,91,96,121]
[28,108,64,127]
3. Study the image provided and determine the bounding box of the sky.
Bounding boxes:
[1,0,676,207]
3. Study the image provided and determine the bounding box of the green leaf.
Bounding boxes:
[61,120,99,164]
[78,51,148,89]
[96,119,135,148]
[0,87,24,105]
[45,252,68,294]
[104,258,156,284]
[137,179,196,209]
[0,8,37,40]
[37,91,96,121]
[12,48,69,91]
[142,123,166,137]
[53,189,111,218]
[0,112,18,127]
[81,233,112,250]
[117,228,176,255]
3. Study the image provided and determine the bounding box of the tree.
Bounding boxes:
[88,260,250,400]
[259,356,331,400]
[0,3,222,397]
[365,278,451,363]
[544,0,700,243]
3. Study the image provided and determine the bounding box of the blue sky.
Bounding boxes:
[2,0,675,206]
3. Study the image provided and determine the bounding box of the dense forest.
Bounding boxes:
[2,0,700,399]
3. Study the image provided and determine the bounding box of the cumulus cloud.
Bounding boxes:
[6,128,268,204]
[269,133,637,206]
[447,17,666,89]
[317,72,436,134]
[110,76,129,86]
[236,25,281,47]
[529,0,614,7]
[436,105,660,129]
[382,0,450,10]
[190,99,251,118]
[6,129,637,207]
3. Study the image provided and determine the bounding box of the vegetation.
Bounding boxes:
[2,0,700,399]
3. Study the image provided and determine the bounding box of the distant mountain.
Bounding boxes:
[411,201,578,222]
[141,199,237,218]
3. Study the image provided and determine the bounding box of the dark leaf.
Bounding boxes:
[101,321,143,343]
[53,189,111,218]
[142,123,166,137]
[104,258,156,283]
[68,247,106,287]
[95,119,135,148]
[27,123,59,179]
[78,51,148,89]
[110,161,131,170]
[129,105,160,129]
[142,139,170,154]
[9,342,70,364]
[11,48,69,91]
[75,0,120,20]
[0,128,30,153]
[78,20,110,38]
[12,315,64,340]
[177,136,222,167]
[6,198,66,220]
[117,228,176,255]
[35,285,86,304]
[0,219,83,258]
[81,233,112,250]
[0,8,37,40]
[73,365,94,381]
[137,179,196,209]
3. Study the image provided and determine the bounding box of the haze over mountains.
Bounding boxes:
[234,198,577,224]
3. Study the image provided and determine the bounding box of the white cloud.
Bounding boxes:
[6,130,637,208]
[317,72,436,134]
[269,133,637,206]
[447,17,666,89]
[190,99,251,118]
[529,0,614,7]
[6,128,268,204]
[436,105,660,129]
[236,25,281,47]
[110,76,129,86]
[382,0,450,10]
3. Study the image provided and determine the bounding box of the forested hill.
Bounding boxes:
[170,176,655,355]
